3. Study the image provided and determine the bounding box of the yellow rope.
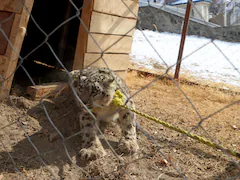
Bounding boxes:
[30,60,240,159]
[112,90,240,159]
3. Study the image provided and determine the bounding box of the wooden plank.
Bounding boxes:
[26,82,68,99]
[3,0,34,94]
[0,55,8,76]
[0,14,21,98]
[87,34,133,53]
[73,0,94,70]
[0,11,15,55]
[0,55,9,101]
[90,12,137,36]
[0,87,8,101]
[0,0,23,14]
[93,0,138,19]
[84,53,130,71]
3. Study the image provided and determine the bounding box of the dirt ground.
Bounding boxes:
[0,70,240,180]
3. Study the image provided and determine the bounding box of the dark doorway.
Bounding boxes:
[13,0,83,88]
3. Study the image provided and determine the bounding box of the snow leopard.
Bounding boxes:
[69,67,139,161]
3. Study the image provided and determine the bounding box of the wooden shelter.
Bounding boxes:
[0,0,139,99]
[73,0,139,78]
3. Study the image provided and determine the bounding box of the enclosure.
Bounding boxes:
[0,0,240,179]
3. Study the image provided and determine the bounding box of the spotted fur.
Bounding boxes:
[70,67,139,161]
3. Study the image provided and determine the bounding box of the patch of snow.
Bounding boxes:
[130,30,240,87]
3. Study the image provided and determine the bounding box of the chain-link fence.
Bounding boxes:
[0,0,240,179]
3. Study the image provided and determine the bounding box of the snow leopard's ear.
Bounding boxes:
[69,70,80,81]
[103,78,115,88]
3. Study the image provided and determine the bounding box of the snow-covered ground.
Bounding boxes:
[130,30,240,88]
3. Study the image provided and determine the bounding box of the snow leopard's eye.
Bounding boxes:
[102,92,109,97]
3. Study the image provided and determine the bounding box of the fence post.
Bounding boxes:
[174,0,192,80]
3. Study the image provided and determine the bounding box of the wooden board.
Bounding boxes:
[0,0,23,14]
[90,12,136,36]
[87,34,133,53]
[93,0,138,19]
[73,0,94,70]
[1,0,34,94]
[0,56,9,100]
[84,53,130,71]
[0,56,8,76]
[0,11,15,55]
[26,82,68,99]
[73,0,139,80]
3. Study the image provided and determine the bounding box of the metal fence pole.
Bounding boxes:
[174,0,192,80]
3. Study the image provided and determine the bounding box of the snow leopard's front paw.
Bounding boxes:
[79,146,106,161]
[118,137,139,155]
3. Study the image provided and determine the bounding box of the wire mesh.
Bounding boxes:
[0,0,239,179]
